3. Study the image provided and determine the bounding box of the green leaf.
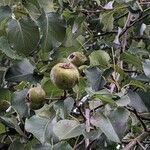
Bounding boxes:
[0,116,15,129]
[100,11,114,31]
[92,94,115,104]
[0,36,21,59]
[38,12,66,52]
[7,17,40,56]
[89,50,110,69]
[121,52,142,69]
[90,113,120,143]
[32,142,72,150]
[1,117,25,138]
[37,0,55,12]
[54,97,74,119]
[129,80,148,92]
[145,25,150,38]
[0,0,20,6]
[11,116,27,137]
[116,95,130,107]
[5,59,42,83]
[109,107,129,138]
[41,77,63,97]
[0,67,7,87]
[73,77,87,97]
[8,141,25,150]
[0,88,10,101]
[11,89,29,117]
[0,123,5,134]
[86,88,115,104]
[137,90,150,111]
[32,144,52,150]
[25,115,56,143]
[128,91,148,112]
[143,59,150,78]
[53,119,85,140]
[23,0,41,20]
[0,6,11,36]
[133,74,150,82]
[85,67,104,91]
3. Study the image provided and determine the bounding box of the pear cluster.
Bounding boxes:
[26,51,87,110]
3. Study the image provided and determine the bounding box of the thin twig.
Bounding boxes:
[114,12,128,21]
[122,130,150,150]
[119,13,150,38]
[137,140,146,150]
[73,136,80,150]
[139,116,150,121]
[94,31,117,37]
[91,104,105,112]
[86,139,97,150]
[78,106,86,121]
[126,106,148,132]
[74,139,85,150]
[85,109,91,149]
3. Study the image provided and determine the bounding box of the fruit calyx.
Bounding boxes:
[59,63,73,69]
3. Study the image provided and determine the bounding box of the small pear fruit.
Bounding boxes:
[67,51,87,67]
[50,63,79,90]
[27,84,46,110]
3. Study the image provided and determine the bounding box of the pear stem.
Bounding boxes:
[60,90,67,100]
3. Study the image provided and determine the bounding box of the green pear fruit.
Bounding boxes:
[67,51,87,67]
[27,84,46,110]
[50,63,79,90]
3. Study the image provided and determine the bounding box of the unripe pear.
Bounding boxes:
[50,63,79,90]
[27,84,46,110]
[67,51,87,67]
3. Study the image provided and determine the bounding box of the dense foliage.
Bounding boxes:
[0,0,150,149]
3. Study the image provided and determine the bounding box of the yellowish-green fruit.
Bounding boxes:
[67,51,87,67]
[27,85,46,110]
[50,63,79,90]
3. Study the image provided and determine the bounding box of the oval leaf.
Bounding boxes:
[53,120,85,140]
[89,50,110,69]
[38,12,66,52]
[11,89,29,117]
[7,17,40,56]
[25,115,55,143]
[90,113,120,143]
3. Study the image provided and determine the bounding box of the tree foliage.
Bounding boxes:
[0,0,150,149]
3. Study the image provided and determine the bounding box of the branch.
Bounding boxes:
[119,13,150,38]
[139,116,150,121]
[91,104,104,113]
[85,109,91,149]
[74,139,85,150]
[86,139,97,150]
[94,31,117,37]
[122,130,150,150]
